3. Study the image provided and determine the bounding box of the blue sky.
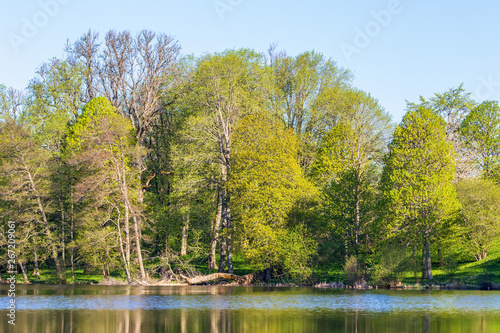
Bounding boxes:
[1,0,500,122]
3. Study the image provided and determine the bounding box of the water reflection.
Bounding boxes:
[1,285,499,332]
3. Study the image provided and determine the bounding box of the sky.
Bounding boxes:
[1,0,500,122]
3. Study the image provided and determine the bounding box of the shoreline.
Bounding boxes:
[2,279,499,291]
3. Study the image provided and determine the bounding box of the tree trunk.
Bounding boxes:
[265,267,271,282]
[130,207,147,282]
[60,198,65,268]
[208,189,222,270]
[19,261,30,284]
[355,181,360,254]
[422,240,433,281]
[124,203,131,269]
[183,272,258,285]
[180,211,189,256]
[33,243,40,280]
[115,152,146,282]
[116,208,132,284]
[70,190,75,280]
[225,192,233,274]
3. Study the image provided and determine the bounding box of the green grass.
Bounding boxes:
[7,245,500,287]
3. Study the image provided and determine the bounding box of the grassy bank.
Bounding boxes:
[3,247,500,288]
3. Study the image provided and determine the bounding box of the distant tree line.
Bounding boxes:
[1,30,499,284]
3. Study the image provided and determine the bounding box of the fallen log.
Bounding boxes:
[181,272,259,286]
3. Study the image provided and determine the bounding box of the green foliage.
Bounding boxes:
[455,178,500,261]
[371,243,411,286]
[460,100,500,180]
[231,111,316,271]
[379,106,459,241]
[312,89,392,258]
[270,50,353,171]
[66,96,120,150]
[276,226,317,282]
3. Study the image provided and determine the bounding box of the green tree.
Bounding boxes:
[379,106,459,281]
[455,178,500,261]
[0,119,64,281]
[407,85,476,179]
[231,111,316,279]
[460,100,500,180]
[269,50,352,171]
[67,97,146,283]
[312,89,392,259]
[187,49,269,273]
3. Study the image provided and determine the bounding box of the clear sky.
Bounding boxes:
[1,0,500,122]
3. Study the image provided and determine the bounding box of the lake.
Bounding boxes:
[1,285,500,332]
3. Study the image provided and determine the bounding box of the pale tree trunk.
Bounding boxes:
[218,149,233,274]
[218,219,227,273]
[124,203,131,269]
[180,211,190,256]
[70,190,75,280]
[422,238,433,281]
[225,193,233,274]
[60,199,65,268]
[218,164,228,272]
[208,189,222,270]
[33,243,40,279]
[129,203,147,281]
[355,181,361,254]
[114,151,146,282]
[116,207,131,283]
[19,261,30,284]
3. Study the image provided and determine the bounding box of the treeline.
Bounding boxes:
[1,30,499,284]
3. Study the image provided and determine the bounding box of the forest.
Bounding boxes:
[1,30,499,286]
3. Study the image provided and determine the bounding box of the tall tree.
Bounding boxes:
[312,89,392,258]
[66,30,182,142]
[187,49,268,273]
[231,111,316,278]
[379,106,459,281]
[0,119,64,281]
[67,97,146,282]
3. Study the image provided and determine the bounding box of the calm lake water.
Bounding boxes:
[1,285,500,332]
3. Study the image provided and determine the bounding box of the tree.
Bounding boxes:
[312,89,392,258]
[460,100,500,181]
[0,119,64,281]
[407,85,476,179]
[66,30,183,142]
[455,178,500,261]
[379,106,459,281]
[67,97,146,282]
[268,49,353,171]
[231,111,316,279]
[187,49,268,273]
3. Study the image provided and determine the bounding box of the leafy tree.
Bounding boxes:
[455,178,500,261]
[187,49,269,273]
[231,111,316,279]
[379,106,459,281]
[407,85,476,179]
[67,97,146,282]
[269,50,353,171]
[460,100,500,180]
[0,119,64,281]
[312,89,392,259]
